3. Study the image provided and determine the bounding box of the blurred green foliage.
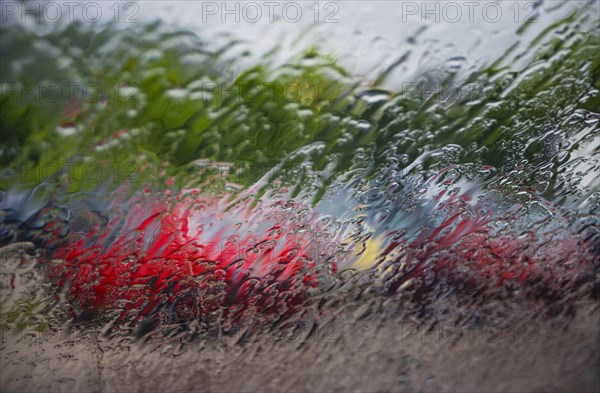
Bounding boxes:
[1,6,598,203]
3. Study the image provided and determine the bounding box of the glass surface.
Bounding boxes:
[1,1,598,392]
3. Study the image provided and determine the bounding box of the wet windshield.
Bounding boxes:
[1,1,599,392]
